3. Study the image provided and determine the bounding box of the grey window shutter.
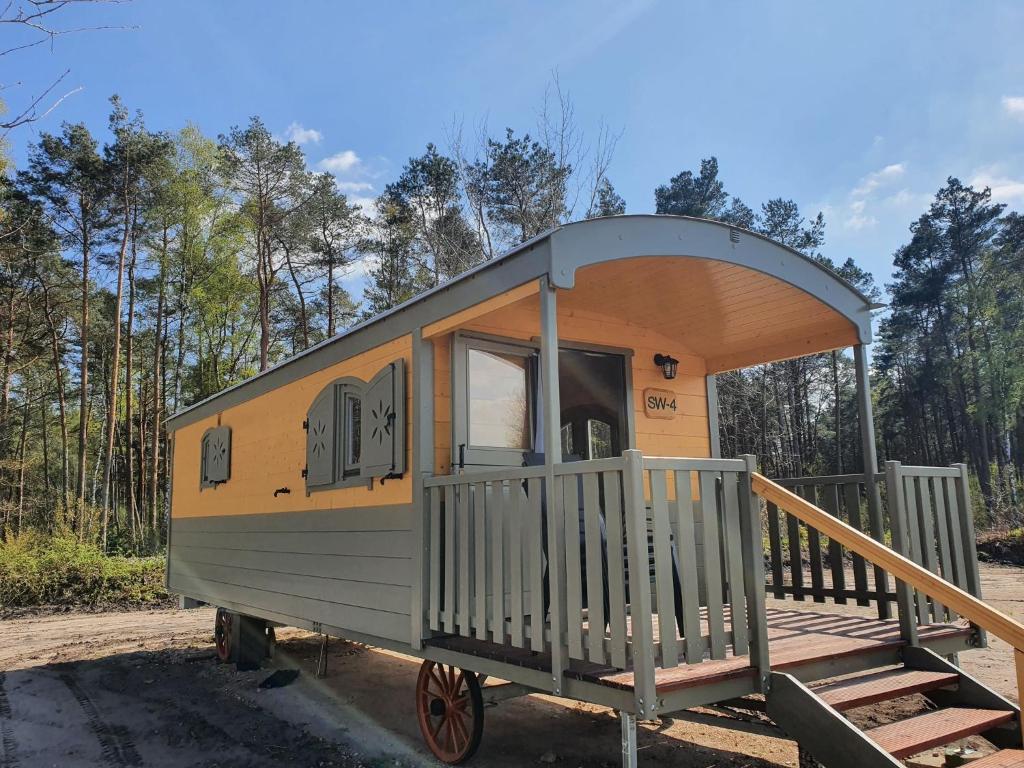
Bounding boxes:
[200,432,210,486]
[306,385,337,487]
[361,359,406,477]
[201,426,231,487]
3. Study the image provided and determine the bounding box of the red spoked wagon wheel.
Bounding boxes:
[214,608,233,663]
[415,660,483,764]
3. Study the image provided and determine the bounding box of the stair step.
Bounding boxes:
[866,707,1016,759]
[969,750,1024,767]
[814,669,959,711]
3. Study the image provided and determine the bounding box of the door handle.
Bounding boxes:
[458,444,466,470]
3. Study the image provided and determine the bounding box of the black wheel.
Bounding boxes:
[415,660,484,764]
[214,608,233,663]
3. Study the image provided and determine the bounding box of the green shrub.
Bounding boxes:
[0,532,169,610]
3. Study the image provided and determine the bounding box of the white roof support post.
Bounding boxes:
[706,374,721,459]
[410,327,434,649]
[855,343,891,620]
[539,275,567,695]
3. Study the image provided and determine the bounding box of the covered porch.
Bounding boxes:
[407,215,986,718]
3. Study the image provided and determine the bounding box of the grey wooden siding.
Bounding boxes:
[168,505,414,643]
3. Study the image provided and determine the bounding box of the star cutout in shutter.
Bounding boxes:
[370,399,394,446]
[310,419,328,457]
[211,437,227,468]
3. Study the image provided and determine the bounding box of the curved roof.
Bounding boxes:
[167,214,874,430]
[547,215,874,337]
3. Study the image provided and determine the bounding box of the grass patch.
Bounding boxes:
[0,532,169,611]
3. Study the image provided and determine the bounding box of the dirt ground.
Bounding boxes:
[0,562,1021,768]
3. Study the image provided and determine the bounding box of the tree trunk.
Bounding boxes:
[283,241,309,350]
[40,280,70,523]
[0,288,15,504]
[16,397,29,536]
[258,232,272,371]
[327,255,335,337]
[138,376,147,526]
[125,210,139,544]
[150,228,167,538]
[41,394,50,500]
[831,351,843,473]
[101,199,131,543]
[76,214,91,534]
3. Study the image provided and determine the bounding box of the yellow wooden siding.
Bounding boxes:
[431,292,710,474]
[171,335,413,518]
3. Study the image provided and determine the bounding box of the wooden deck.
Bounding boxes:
[426,605,973,698]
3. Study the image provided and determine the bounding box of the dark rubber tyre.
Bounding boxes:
[214,608,233,663]
[415,660,484,764]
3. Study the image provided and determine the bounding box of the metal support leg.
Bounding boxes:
[620,711,637,768]
[316,634,329,678]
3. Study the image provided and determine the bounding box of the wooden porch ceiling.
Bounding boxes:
[560,257,860,373]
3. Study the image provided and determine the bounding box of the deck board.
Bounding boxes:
[426,605,971,696]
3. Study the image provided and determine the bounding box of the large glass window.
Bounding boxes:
[468,349,530,449]
[453,334,629,469]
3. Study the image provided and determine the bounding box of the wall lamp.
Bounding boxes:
[653,353,679,380]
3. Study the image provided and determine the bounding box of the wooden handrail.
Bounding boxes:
[755,471,1024,740]
[752,473,1024,652]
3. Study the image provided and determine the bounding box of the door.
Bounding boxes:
[557,347,628,461]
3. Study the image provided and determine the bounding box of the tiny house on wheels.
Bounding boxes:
[166,215,1024,768]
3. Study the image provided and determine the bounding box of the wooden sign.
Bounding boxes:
[644,388,678,419]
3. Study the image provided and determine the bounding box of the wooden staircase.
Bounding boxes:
[766,646,1022,767]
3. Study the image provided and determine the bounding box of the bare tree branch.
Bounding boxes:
[0,68,83,136]
[0,0,134,135]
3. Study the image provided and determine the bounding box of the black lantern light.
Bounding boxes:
[653,353,679,380]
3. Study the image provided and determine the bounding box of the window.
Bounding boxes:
[560,422,575,457]
[305,360,405,492]
[342,392,361,477]
[468,348,530,449]
[452,334,630,469]
[453,336,536,468]
[587,419,614,459]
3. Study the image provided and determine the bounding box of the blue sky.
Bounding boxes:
[6,0,1024,300]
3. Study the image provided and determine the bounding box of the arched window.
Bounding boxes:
[305,359,405,492]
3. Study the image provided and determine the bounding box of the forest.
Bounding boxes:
[1,50,1022,553]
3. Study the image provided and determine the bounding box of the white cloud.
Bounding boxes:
[1001,96,1024,121]
[843,213,878,231]
[970,165,1024,204]
[335,180,374,194]
[284,122,322,145]
[837,162,908,230]
[851,163,906,197]
[319,150,361,174]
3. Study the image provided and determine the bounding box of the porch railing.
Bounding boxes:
[765,462,981,637]
[419,453,982,717]
[753,473,1021,742]
[420,451,769,717]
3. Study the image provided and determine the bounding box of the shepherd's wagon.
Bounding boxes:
[166,215,1024,767]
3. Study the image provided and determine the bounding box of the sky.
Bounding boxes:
[5,0,1024,302]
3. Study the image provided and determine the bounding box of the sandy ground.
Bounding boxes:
[0,562,1021,767]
